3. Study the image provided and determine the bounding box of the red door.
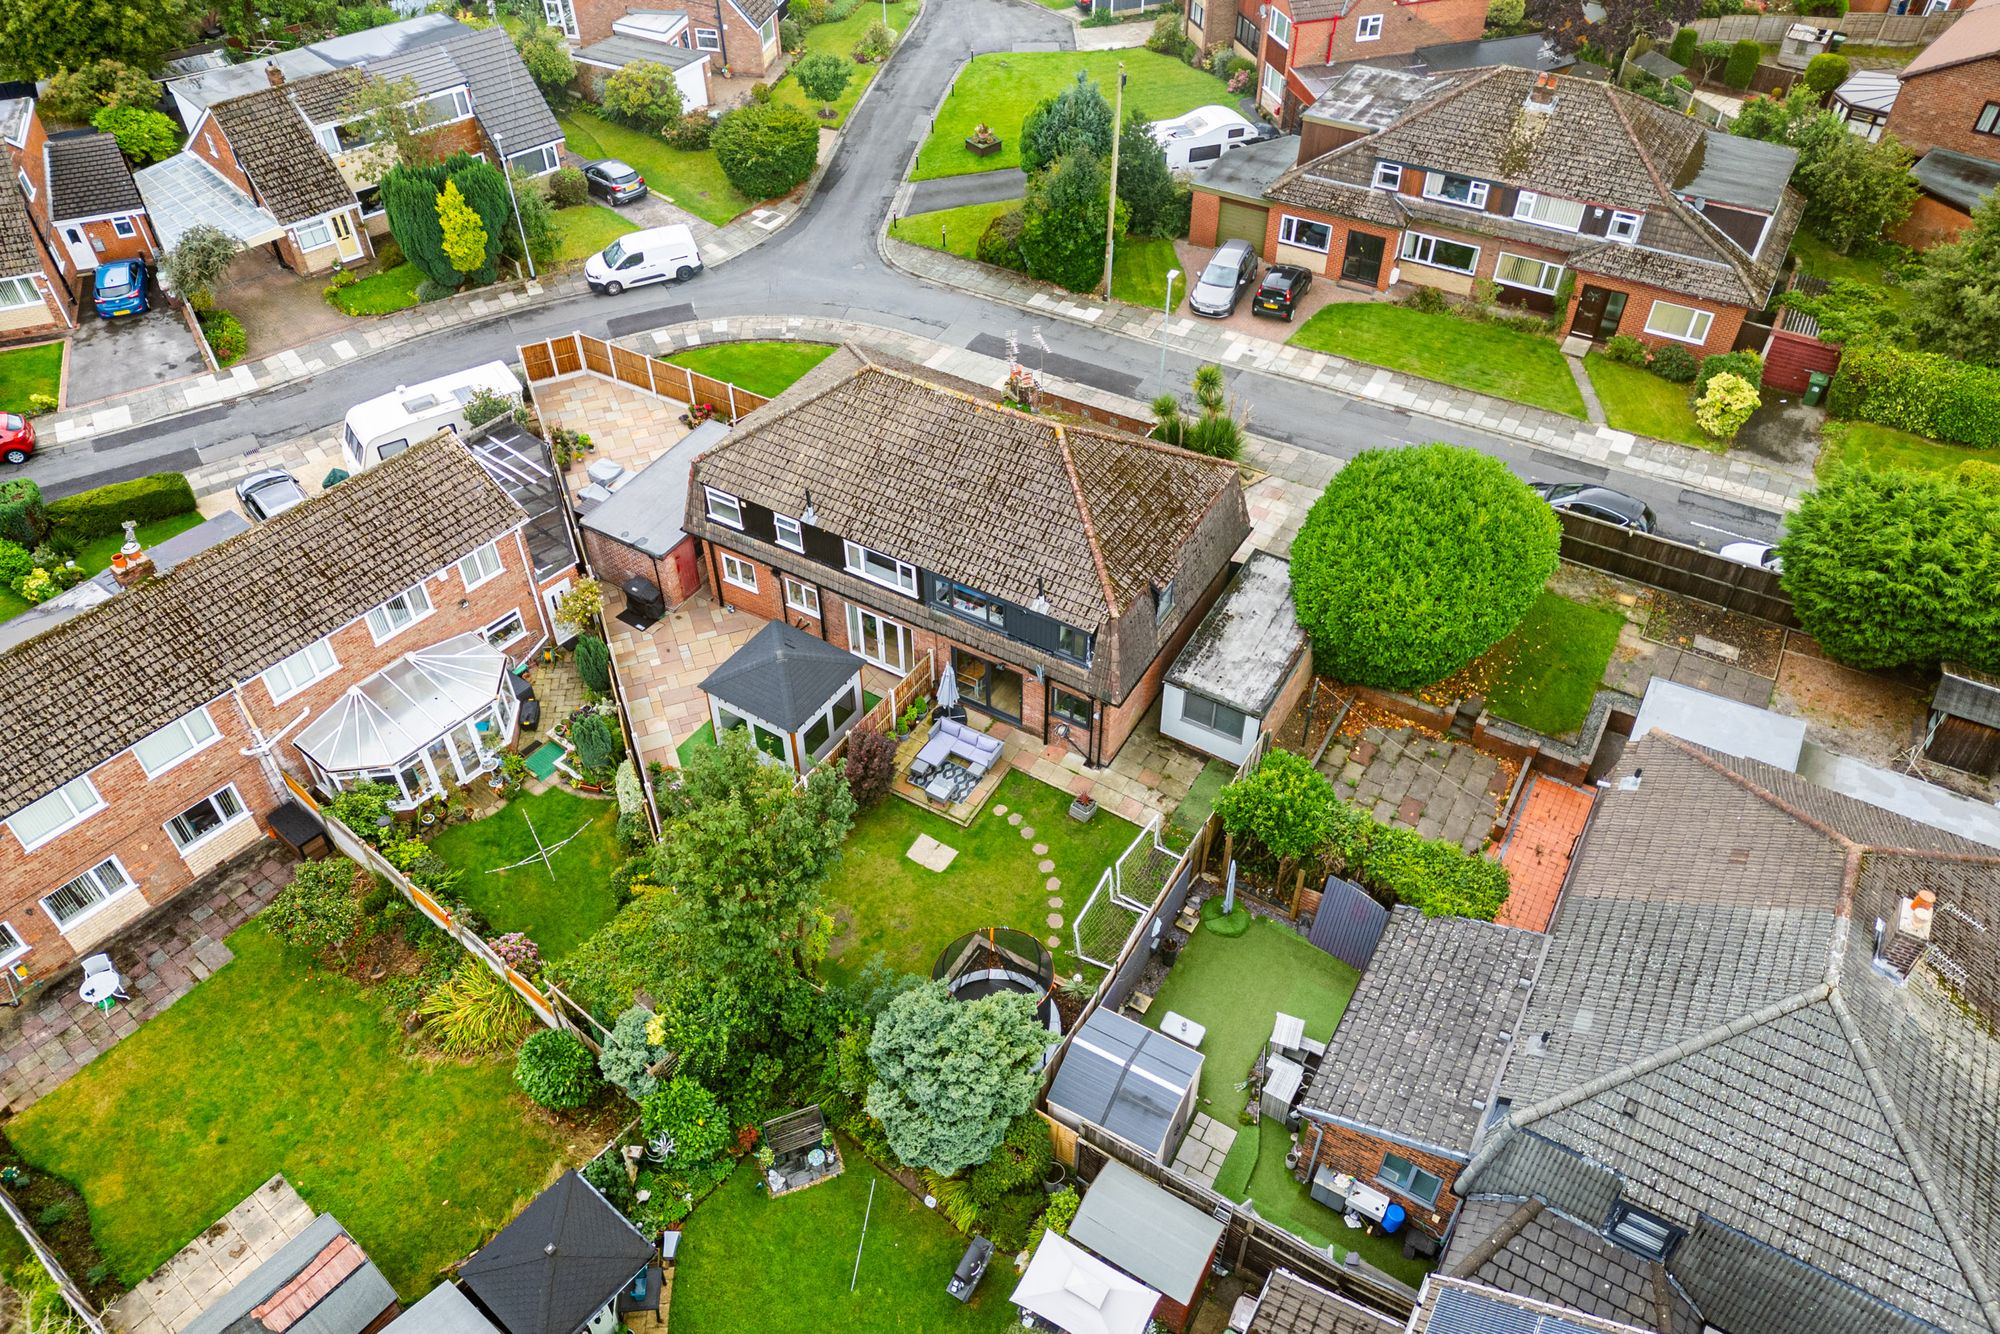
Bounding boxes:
[670,540,699,603]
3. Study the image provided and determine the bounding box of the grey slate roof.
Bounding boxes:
[384,1283,496,1334]
[45,131,144,221]
[0,438,526,819]
[459,1172,653,1334]
[184,1214,397,1334]
[1190,134,1305,204]
[1068,1161,1224,1304]
[1166,551,1305,717]
[1413,1276,1675,1334]
[1302,907,1544,1156]
[1246,1269,1400,1334]
[1047,1008,1201,1160]
[443,24,563,153]
[700,618,863,732]
[208,71,364,223]
[578,418,729,557]
[1912,147,2000,212]
[1442,1198,1698,1334]
[0,166,47,275]
[573,36,710,72]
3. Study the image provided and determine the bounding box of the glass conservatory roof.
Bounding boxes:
[296,632,508,774]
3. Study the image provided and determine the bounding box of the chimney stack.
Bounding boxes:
[1526,71,1559,110]
[266,62,286,88]
[111,519,155,588]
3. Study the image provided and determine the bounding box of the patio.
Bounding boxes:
[531,370,692,479]
[1315,724,1513,855]
[891,713,1010,825]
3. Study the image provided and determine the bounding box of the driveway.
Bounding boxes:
[64,299,210,407]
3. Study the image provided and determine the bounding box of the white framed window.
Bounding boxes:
[1279,215,1333,252]
[1372,161,1402,191]
[0,275,38,309]
[165,785,247,852]
[483,609,528,649]
[704,486,744,528]
[1156,579,1175,625]
[1493,251,1563,294]
[773,513,804,551]
[719,551,758,591]
[1181,691,1248,738]
[842,540,918,597]
[1643,299,1714,345]
[0,922,25,966]
[1190,0,1205,24]
[264,639,338,703]
[1260,62,1284,105]
[16,169,31,201]
[133,707,221,778]
[1422,172,1489,209]
[1607,211,1642,242]
[293,218,335,251]
[783,575,820,617]
[1378,1153,1443,1206]
[42,858,135,930]
[508,143,560,176]
[459,540,502,589]
[1267,8,1291,46]
[1978,102,2000,135]
[112,217,137,238]
[756,12,777,43]
[846,604,910,673]
[695,27,721,49]
[1355,13,1383,39]
[1050,686,1092,728]
[366,582,434,643]
[1514,191,1586,231]
[1400,231,1480,275]
[8,776,105,852]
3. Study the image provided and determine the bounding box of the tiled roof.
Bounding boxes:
[727,0,784,28]
[1246,1269,1400,1333]
[45,131,144,221]
[0,439,527,819]
[1442,1199,1698,1334]
[688,348,1240,630]
[0,170,45,275]
[1413,1276,1685,1334]
[207,71,361,223]
[441,25,563,153]
[1902,0,2000,78]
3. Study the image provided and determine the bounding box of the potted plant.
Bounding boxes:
[965,122,1002,157]
[755,1145,776,1171]
[896,695,929,738]
[1043,1160,1069,1194]
[1068,790,1098,823]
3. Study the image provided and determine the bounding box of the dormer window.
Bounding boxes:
[1607,211,1642,242]
[704,487,744,529]
[843,540,918,596]
[773,513,804,551]
[1373,162,1402,191]
[1514,191,1586,231]
[1422,173,1489,210]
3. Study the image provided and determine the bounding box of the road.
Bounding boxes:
[19,0,1784,549]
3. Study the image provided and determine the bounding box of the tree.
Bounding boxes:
[266,858,364,963]
[602,60,686,133]
[1903,190,2000,367]
[792,51,852,118]
[866,983,1047,1175]
[1803,51,1850,95]
[215,0,336,46]
[514,22,576,98]
[1797,131,1916,254]
[841,723,897,808]
[0,0,197,79]
[41,60,157,123]
[1150,363,1245,460]
[575,634,612,693]
[1020,151,1112,293]
[555,578,603,633]
[339,75,439,184]
[1722,38,1761,88]
[597,1004,672,1097]
[91,105,177,165]
[436,178,489,280]
[160,224,240,308]
[711,101,820,200]
[383,164,454,287]
[1485,0,1529,34]
[1020,71,1114,177]
[449,158,513,283]
[1667,26,1697,64]
[1778,467,2000,671]
[570,711,623,774]
[1115,109,1183,239]
[1290,443,1560,689]
[1215,749,1342,887]
[1524,0,1696,64]
[1777,278,1900,347]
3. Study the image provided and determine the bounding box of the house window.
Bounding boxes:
[357,185,385,216]
[415,88,474,127]
[133,707,221,777]
[1355,13,1383,39]
[843,540,918,596]
[1260,63,1284,106]
[16,169,31,201]
[1605,1201,1683,1262]
[0,275,39,309]
[1236,13,1259,48]
[1155,579,1175,625]
[483,609,527,649]
[165,785,246,852]
[1606,211,1642,242]
[0,922,25,965]
[756,12,777,43]
[774,513,804,551]
[783,575,820,617]
[1050,686,1093,728]
[1372,162,1402,191]
[509,143,561,176]
[1181,691,1248,737]
[695,27,721,48]
[42,858,135,929]
[1377,1153,1443,1206]
[1267,8,1291,46]
[846,604,910,673]
[933,579,1006,629]
[1978,102,2000,136]
[366,582,434,642]
[1190,0,1205,25]
[1493,252,1562,294]
[8,776,105,852]
[704,486,744,528]
[1643,299,1713,345]
[1056,624,1091,664]
[1400,231,1479,275]
[264,639,338,703]
[1421,173,1488,209]
[293,218,336,251]
[719,551,758,591]
[1513,191,1586,231]
[459,541,503,589]
[1279,215,1333,252]
[112,217,136,238]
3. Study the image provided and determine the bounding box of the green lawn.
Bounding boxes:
[773,0,920,127]
[664,340,838,397]
[332,263,424,316]
[1816,420,1989,480]
[558,109,761,227]
[914,50,1231,180]
[1110,233,1184,312]
[673,1152,1019,1333]
[1583,352,1717,451]
[888,200,1015,259]
[427,788,625,960]
[6,925,567,1299]
[1478,590,1624,736]
[1789,230,1911,309]
[821,769,1137,983]
[0,340,63,413]
[1289,304,1586,417]
[1166,758,1233,847]
[0,511,208,625]
[551,203,639,266]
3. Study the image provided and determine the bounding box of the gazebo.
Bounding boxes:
[699,620,866,774]
[1010,1232,1159,1334]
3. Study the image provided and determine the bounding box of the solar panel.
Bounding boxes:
[1425,1285,1613,1334]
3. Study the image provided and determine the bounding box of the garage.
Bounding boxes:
[1217,199,1269,248]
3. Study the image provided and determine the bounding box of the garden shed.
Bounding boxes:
[1045,1009,1203,1165]
[184,1214,397,1334]
[1926,663,2000,778]
[699,619,867,774]
[577,418,727,613]
[1010,1232,1159,1334]
[1162,552,1308,766]
[459,1171,655,1334]
[1068,1161,1225,1333]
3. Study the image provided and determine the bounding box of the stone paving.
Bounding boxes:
[1171,1112,1239,1190]
[1604,622,1776,706]
[107,1175,317,1334]
[1317,726,1507,854]
[0,849,293,1113]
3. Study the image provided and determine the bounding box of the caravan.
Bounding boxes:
[1149,105,1269,171]
[341,362,522,472]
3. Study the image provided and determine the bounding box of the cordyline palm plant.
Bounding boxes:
[1150,363,1246,460]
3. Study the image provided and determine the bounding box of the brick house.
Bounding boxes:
[0,99,77,339]
[1885,0,2000,246]
[680,347,1249,767]
[0,439,555,987]
[5,105,158,299]
[572,12,715,111]
[559,0,784,78]
[1191,66,1803,359]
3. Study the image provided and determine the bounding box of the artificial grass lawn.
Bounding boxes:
[1478,590,1624,736]
[914,50,1231,180]
[1816,420,1988,480]
[773,0,920,127]
[1227,1117,1437,1287]
[6,925,567,1299]
[820,769,1138,982]
[1288,304,1586,418]
[1110,233,1185,313]
[551,203,639,266]
[664,340,838,397]
[673,1152,1019,1333]
[887,200,1015,259]
[427,787,624,960]
[558,109,759,227]
[1582,353,1718,452]
[0,512,209,625]
[0,340,63,413]
[332,263,423,316]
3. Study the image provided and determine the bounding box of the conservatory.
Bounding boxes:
[295,632,517,808]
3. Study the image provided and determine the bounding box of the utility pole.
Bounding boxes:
[1158,269,1179,386]
[1101,61,1125,302]
[495,132,536,280]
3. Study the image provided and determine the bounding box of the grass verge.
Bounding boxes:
[1816,419,1990,479]
[331,264,423,316]
[551,203,640,266]
[1289,304,1585,417]
[887,201,1015,258]
[0,341,64,413]
[558,109,759,227]
[1110,234,1184,312]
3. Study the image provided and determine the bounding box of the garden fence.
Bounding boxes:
[1555,510,1796,628]
[0,1187,107,1334]
[1690,10,1957,45]
[816,650,936,774]
[517,333,771,422]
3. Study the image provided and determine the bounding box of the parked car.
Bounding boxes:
[1720,540,1782,573]
[1251,265,1313,321]
[236,468,307,522]
[585,226,703,295]
[93,258,149,318]
[1188,240,1259,318]
[1529,481,1656,533]
[583,159,648,206]
[0,412,34,465]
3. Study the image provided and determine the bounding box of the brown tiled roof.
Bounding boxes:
[45,131,144,221]
[207,71,359,223]
[689,348,1240,630]
[1902,0,2000,78]
[0,173,44,275]
[0,438,527,818]
[1246,1270,1400,1333]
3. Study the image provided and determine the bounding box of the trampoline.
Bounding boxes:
[932,928,1056,1004]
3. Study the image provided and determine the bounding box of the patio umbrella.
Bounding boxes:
[937,660,960,711]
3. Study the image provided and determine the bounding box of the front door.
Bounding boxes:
[62,226,94,272]
[542,578,576,644]
[1341,231,1385,285]
[1570,285,1629,341]
[331,211,363,262]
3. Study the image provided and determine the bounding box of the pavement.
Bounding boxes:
[904,166,1028,213]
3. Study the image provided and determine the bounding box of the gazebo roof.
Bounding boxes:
[700,619,863,732]
[296,631,507,774]
[761,1105,826,1157]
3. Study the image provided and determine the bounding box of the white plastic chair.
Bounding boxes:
[81,954,128,1000]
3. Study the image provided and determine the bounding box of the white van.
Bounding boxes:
[341,361,521,472]
[1150,105,1264,171]
[584,225,703,295]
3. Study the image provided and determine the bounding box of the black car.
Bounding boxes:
[236,468,307,522]
[1251,264,1312,321]
[584,159,648,205]
[1188,239,1260,318]
[1530,481,1656,533]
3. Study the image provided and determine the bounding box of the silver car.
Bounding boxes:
[1189,240,1260,318]
[236,468,307,522]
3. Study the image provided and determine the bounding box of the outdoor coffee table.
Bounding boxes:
[924,764,977,806]
[1160,1011,1207,1048]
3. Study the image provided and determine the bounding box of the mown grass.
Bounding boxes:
[1584,352,1719,452]
[550,203,640,265]
[663,340,838,397]
[1289,304,1585,417]
[427,787,626,960]
[772,0,921,128]
[0,341,64,412]
[331,263,424,316]
[559,109,761,226]
[1816,419,1992,480]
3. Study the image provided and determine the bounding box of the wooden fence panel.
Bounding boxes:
[515,333,772,421]
[610,343,653,391]
[520,340,556,381]
[579,334,613,377]
[1693,10,1956,44]
[1555,511,1797,628]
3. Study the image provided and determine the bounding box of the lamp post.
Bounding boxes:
[1100,61,1126,302]
[1158,268,1179,387]
[494,132,537,281]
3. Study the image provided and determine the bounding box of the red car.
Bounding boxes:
[0,413,32,465]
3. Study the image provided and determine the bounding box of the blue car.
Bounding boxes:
[93,258,149,318]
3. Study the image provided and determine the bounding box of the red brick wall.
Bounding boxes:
[1563,272,1746,358]
[1893,189,1975,249]
[191,115,256,196]
[1304,1119,1465,1241]
[1762,327,1841,394]
[1190,190,1222,246]
[1885,59,2000,159]
[70,217,155,264]
[1184,0,1242,59]
[1289,0,1486,75]
[16,111,49,217]
[1257,200,1397,289]
[1097,552,1236,762]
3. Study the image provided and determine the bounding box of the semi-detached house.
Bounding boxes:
[0,440,558,987]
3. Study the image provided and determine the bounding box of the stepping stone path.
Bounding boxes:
[1048,895,1064,908]
[1032,842,1048,855]
[1007,812,1022,826]
[993,804,1008,816]
[1038,859,1055,873]
[1019,825,1036,840]
[1046,876,1061,892]
[1046,912,1064,928]
[1046,935,1062,948]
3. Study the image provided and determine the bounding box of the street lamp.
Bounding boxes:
[1158,269,1180,386]
[493,131,537,281]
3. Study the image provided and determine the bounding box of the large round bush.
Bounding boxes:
[1290,444,1559,689]
[514,1029,603,1111]
[711,101,820,201]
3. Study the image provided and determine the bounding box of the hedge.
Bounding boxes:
[1723,39,1761,89]
[1826,343,2000,448]
[46,472,199,541]
[1357,821,1511,920]
[0,477,47,547]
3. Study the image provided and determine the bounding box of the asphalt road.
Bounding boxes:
[22,0,1784,550]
